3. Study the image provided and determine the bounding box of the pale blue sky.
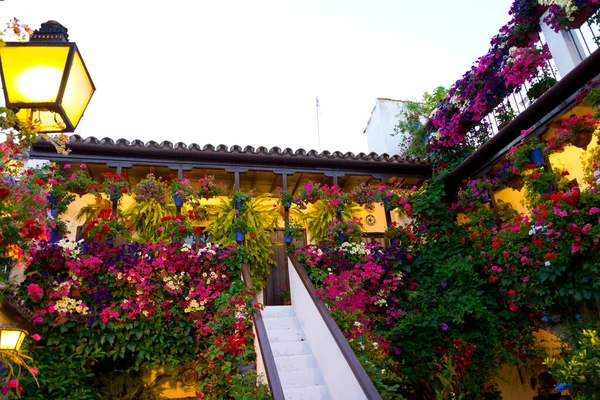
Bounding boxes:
[2,0,514,153]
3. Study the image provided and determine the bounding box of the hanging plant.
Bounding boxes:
[306,200,361,243]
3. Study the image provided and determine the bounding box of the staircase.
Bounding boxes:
[262,305,330,400]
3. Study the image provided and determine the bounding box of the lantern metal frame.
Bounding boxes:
[0,22,96,133]
[0,327,28,352]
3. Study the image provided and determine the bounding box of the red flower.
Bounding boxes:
[101,223,110,232]
[178,226,187,233]
[33,178,45,185]
[0,187,10,198]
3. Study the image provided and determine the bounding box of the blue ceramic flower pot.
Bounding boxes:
[49,229,62,243]
[49,208,59,218]
[390,237,400,247]
[47,194,57,205]
[109,188,118,202]
[173,194,184,207]
[284,233,293,244]
[338,233,348,243]
[528,148,545,166]
[235,230,245,243]
[234,199,243,210]
[383,197,390,211]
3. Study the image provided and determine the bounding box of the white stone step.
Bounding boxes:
[262,305,295,319]
[283,384,330,400]
[265,327,304,343]
[274,354,317,372]
[270,341,311,356]
[280,367,325,388]
[264,316,297,330]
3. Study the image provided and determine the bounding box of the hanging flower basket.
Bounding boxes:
[506,174,525,191]
[569,4,600,29]
[568,131,594,150]
[283,233,293,245]
[49,229,62,243]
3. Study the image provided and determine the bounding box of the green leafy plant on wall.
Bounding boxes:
[207,193,281,288]
[122,174,175,243]
[306,200,361,243]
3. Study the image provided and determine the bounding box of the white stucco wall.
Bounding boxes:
[288,258,367,400]
[363,98,408,156]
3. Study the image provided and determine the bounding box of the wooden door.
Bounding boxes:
[264,230,306,305]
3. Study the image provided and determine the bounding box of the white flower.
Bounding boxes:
[372,342,378,348]
[545,261,551,267]
[594,170,600,178]
[354,321,362,327]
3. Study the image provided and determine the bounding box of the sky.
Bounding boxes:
[1,0,515,153]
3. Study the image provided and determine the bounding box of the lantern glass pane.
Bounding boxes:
[62,51,93,128]
[16,109,66,133]
[0,46,69,103]
[0,329,25,351]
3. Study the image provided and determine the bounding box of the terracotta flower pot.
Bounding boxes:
[568,131,593,150]
[506,174,525,191]
[498,120,512,131]
[527,31,538,42]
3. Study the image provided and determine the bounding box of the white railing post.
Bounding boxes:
[540,9,586,78]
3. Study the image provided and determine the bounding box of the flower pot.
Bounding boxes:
[47,194,57,205]
[234,199,243,209]
[49,208,59,218]
[390,237,400,247]
[338,233,348,243]
[506,174,525,191]
[109,188,118,202]
[569,3,600,29]
[239,363,256,375]
[568,131,593,150]
[527,31,538,42]
[49,229,62,243]
[498,120,511,130]
[383,197,392,211]
[528,148,545,166]
[283,233,293,245]
[367,304,386,313]
[173,194,184,207]
[234,230,245,243]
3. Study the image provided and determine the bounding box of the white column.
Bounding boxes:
[540,9,586,78]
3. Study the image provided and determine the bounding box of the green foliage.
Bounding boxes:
[207,194,281,288]
[545,329,600,400]
[394,86,448,159]
[122,199,175,243]
[306,200,361,243]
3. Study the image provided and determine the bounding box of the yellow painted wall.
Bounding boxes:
[494,187,529,216]
[548,137,598,189]
[494,329,563,399]
[143,367,197,399]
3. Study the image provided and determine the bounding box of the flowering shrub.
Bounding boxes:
[455,179,491,212]
[327,217,363,243]
[498,45,552,90]
[84,210,133,241]
[159,213,204,242]
[16,241,264,398]
[320,184,352,210]
[348,182,378,206]
[296,180,322,205]
[169,174,193,198]
[132,173,170,203]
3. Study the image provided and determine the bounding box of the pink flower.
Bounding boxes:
[27,283,43,301]
[589,207,600,215]
[31,367,38,375]
[523,276,529,283]
[64,164,71,169]
[80,164,87,168]
[7,379,18,388]
[31,333,41,341]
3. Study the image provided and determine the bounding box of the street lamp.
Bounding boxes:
[0,20,95,133]
[0,327,27,351]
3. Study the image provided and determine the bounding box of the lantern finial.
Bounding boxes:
[30,21,69,43]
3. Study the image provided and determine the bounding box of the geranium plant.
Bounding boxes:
[456,179,491,211]
[348,182,377,206]
[84,211,132,241]
[169,174,193,199]
[231,191,251,211]
[196,175,223,199]
[278,188,296,210]
[99,171,129,202]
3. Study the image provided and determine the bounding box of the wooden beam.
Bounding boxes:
[270,175,281,194]
[339,175,350,190]
[250,171,258,191]
[291,173,303,196]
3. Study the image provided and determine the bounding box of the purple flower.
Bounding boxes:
[441,281,447,288]
[441,323,448,331]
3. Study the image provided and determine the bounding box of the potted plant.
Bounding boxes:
[231,191,251,211]
[527,69,557,102]
[231,217,252,243]
[278,189,296,210]
[122,173,174,243]
[100,171,129,202]
[556,113,598,150]
[160,214,203,244]
[283,220,303,245]
[321,184,352,211]
[64,163,96,196]
[196,175,223,200]
[493,159,525,191]
[348,182,377,206]
[495,102,516,130]
[169,174,193,207]
[508,138,546,172]
[84,213,132,243]
[580,78,600,118]
[384,221,416,247]
[297,181,322,205]
[280,282,291,305]
[327,217,363,244]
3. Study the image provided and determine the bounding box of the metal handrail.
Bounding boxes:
[288,255,382,400]
[240,264,285,400]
